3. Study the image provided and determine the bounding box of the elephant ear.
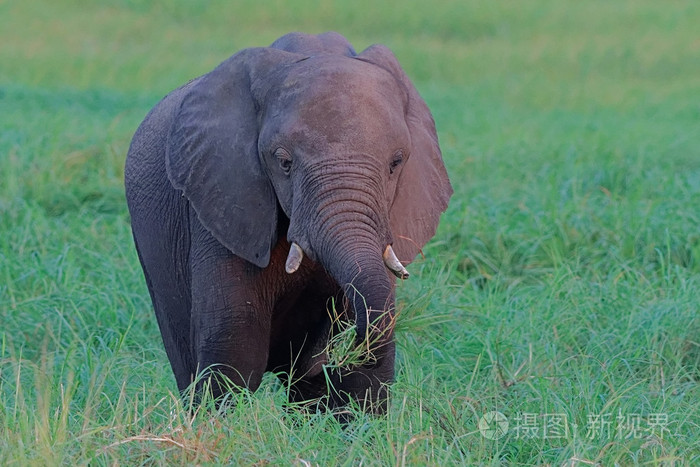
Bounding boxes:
[358,45,453,265]
[166,48,295,268]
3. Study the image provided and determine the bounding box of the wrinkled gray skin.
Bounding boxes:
[125,32,452,413]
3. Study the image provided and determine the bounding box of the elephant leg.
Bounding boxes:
[288,340,396,415]
[189,216,272,399]
[128,189,196,394]
[336,339,396,414]
[267,278,336,372]
[268,282,396,414]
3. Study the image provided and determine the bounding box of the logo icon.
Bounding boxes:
[479,411,509,439]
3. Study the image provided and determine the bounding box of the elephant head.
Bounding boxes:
[165,32,452,348]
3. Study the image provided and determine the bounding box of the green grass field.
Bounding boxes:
[2,0,699,464]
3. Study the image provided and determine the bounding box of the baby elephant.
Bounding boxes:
[125,32,452,413]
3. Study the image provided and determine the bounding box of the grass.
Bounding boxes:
[1,0,699,464]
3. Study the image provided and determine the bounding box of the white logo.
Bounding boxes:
[479,411,509,440]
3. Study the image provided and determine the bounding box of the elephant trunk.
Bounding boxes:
[287,165,397,345]
[322,234,396,345]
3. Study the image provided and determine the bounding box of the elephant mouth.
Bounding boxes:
[284,242,409,279]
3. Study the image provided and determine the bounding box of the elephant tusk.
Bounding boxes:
[285,242,304,274]
[383,245,409,280]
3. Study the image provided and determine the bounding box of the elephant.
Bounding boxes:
[124,31,452,414]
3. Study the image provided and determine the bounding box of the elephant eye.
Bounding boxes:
[275,148,292,175]
[389,150,404,175]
